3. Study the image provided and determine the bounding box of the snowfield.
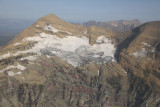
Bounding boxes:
[0,32,116,67]
[23,33,116,67]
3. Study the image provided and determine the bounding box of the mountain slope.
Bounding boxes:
[0,14,128,107]
[118,21,160,107]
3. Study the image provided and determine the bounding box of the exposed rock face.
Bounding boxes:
[0,14,159,107]
[0,58,128,107]
[83,19,141,32]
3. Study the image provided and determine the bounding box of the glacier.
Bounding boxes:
[25,33,116,67]
[1,32,116,67]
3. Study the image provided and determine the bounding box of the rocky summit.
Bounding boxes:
[0,14,159,107]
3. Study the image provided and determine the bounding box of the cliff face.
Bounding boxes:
[0,14,159,107]
[0,59,128,107]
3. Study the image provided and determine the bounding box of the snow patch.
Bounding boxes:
[122,68,127,74]
[14,42,21,46]
[20,56,37,61]
[0,52,11,60]
[64,31,72,35]
[133,48,147,57]
[44,24,72,35]
[8,71,15,76]
[132,42,152,58]
[8,71,22,76]
[112,24,118,27]
[44,24,59,33]
[142,42,151,47]
[84,31,87,34]
[36,25,40,27]
[16,63,26,70]
[13,50,30,56]
[98,70,100,76]
[0,63,26,73]
[151,48,156,53]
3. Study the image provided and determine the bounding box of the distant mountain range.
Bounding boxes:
[82,19,141,32]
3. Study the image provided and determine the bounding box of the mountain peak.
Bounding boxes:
[38,14,62,23]
[43,14,59,19]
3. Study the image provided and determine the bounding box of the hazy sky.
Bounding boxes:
[0,0,160,22]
